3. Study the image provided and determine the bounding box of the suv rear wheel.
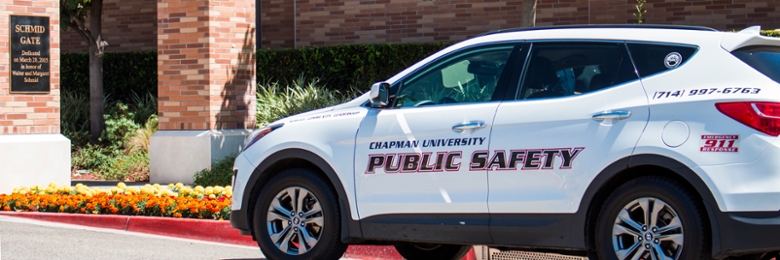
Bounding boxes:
[253,168,347,260]
[595,176,710,260]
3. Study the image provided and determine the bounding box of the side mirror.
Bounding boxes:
[369,82,390,108]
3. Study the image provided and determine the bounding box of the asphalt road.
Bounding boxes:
[0,216,265,260]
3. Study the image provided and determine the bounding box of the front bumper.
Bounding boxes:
[230,209,252,236]
[713,210,780,258]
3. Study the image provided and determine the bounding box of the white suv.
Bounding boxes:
[231,25,780,260]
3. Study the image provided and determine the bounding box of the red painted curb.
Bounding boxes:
[0,211,476,260]
[0,211,130,230]
[126,215,255,246]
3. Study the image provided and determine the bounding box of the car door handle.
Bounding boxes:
[452,121,487,132]
[592,110,631,121]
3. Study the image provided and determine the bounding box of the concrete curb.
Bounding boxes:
[0,211,474,259]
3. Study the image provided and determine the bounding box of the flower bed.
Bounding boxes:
[0,183,232,220]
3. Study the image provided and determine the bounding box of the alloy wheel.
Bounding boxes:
[266,186,324,255]
[612,197,684,260]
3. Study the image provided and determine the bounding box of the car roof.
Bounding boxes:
[480,24,718,37]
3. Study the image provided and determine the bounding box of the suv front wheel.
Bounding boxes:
[252,168,347,260]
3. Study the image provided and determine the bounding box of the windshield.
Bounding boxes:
[732,46,780,84]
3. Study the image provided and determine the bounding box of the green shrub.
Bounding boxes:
[61,51,157,104]
[256,76,359,126]
[125,115,158,154]
[61,89,156,148]
[128,91,158,125]
[72,144,118,172]
[256,42,451,92]
[193,155,237,187]
[70,102,153,181]
[61,88,91,148]
[101,152,150,182]
[762,30,780,37]
[101,102,141,152]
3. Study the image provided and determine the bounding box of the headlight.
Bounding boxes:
[243,123,284,150]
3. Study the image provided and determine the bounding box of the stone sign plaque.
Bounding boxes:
[9,15,50,93]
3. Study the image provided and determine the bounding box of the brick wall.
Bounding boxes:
[292,0,522,47]
[296,0,780,47]
[157,0,256,131]
[61,0,780,51]
[260,0,295,48]
[538,0,780,31]
[0,0,61,134]
[61,0,157,53]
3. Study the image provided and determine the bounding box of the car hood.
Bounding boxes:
[270,92,370,125]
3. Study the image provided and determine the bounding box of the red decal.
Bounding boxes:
[700,135,738,153]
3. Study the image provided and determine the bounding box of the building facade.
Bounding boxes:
[61,0,780,53]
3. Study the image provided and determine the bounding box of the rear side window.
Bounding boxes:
[517,42,638,100]
[627,43,698,78]
[732,46,780,84]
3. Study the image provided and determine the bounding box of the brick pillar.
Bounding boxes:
[0,0,70,193]
[151,0,256,184]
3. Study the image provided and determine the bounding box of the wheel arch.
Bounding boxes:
[581,154,722,256]
[241,148,363,243]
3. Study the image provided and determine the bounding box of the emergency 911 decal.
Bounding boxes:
[700,135,738,152]
[365,147,584,174]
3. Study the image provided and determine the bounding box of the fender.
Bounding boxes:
[577,154,723,257]
[241,148,363,242]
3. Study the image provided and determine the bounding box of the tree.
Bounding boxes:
[522,0,536,27]
[61,0,108,142]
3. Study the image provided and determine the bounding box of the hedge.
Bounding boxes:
[256,42,451,92]
[61,51,157,102]
[761,30,780,37]
[60,30,780,96]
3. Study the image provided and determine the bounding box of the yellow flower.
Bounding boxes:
[213,186,224,194]
[194,186,204,194]
[175,183,184,189]
[167,184,174,189]
[117,182,127,189]
[153,183,161,190]
[48,182,57,188]
[208,194,216,199]
[205,187,214,195]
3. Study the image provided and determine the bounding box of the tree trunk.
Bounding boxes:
[88,44,104,142]
[522,0,537,28]
[88,0,105,142]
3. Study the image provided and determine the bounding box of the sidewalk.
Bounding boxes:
[0,211,476,260]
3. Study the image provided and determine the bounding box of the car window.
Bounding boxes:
[517,42,638,100]
[394,44,515,107]
[627,43,698,78]
[731,46,780,84]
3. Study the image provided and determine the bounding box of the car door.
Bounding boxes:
[354,43,521,243]
[486,42,649,244]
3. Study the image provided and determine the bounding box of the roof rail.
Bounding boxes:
[479,24,718,36]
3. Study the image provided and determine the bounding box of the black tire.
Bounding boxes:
[595,176,710,260]
[394,243,471,260]
[253,168,347,260]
